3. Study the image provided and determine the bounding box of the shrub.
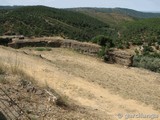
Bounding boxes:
[135,49,139,55]
[133,55,160,72]
[158,39,160,45]
[117,44,124,49]
[56,96,69,108]
[98,47,106,58]
[132,39,143,45]
[142,45,154,55]
[143,45,154,52]
[91,35,114,47]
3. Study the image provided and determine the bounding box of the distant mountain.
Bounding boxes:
[0,6,22,9]
[110,8,160,18]
[67,8,135,26]
[69,8,160,19]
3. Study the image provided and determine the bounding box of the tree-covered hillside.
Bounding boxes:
[0,6,111,41]
[70,8,160,19]
[67,8,135,26]
[118,18,160,46]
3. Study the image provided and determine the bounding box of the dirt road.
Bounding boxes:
[0,46,160,120]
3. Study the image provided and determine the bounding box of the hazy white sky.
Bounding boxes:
[0,0,160,12]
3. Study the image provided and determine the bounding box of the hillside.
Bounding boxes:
[1,6,160,42]
[0,46,160,119]
[0,6,160,56]
[118,18,160,45]
[68,8,160,27]
[68,8,135,25]
[0,6,110,41]
[0,5,160,120]
[70,7,160,19]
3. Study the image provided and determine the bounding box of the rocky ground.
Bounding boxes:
[0,70,105,120]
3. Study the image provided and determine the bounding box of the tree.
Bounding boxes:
[91,35,114,47]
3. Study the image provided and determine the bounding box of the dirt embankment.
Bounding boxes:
[0,46,160,120]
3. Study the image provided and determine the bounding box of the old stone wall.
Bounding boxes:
[8,38,101,56]
[106,50,134,66]
[4,37,134,66]
[0,38,12,46]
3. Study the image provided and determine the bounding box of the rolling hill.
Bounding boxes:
[70,7,160,19]
[68,7,160,26]
[67,8,135,25]
[0,6,110,41]
[0,6,160,46]
[118,18,160,44]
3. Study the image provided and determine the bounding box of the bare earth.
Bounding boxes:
[0,46,160,120]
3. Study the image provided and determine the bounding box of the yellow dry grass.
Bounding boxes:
[0,46,160,120]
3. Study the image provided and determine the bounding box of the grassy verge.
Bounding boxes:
[35,47,52,51]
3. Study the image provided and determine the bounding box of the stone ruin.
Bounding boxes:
[0,36,134,66]
[0,38,12,46]
[8,38,101,56]
[0,35,24,46]
[106,50,134,66]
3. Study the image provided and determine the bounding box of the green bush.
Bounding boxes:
[98,46,106,58]
[143,45,153,52]
[91,35,114,47]
[133,55,160,72]
[142,45,154,55]
[117,44,124,49]
[132,39,143,45]
[158,39,160,45]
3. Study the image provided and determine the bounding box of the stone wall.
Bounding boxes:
[61,39,101,55]
[8,38,101,56]
[6,37,134,66]
[0,38,12,46]
[8,40,48,48]
[106,50,134,66]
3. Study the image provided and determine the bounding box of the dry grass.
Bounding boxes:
[0,76,7,84]
[0,47,159,119]
[0,62,8,84]
[35,47,52,51]
[30,48,160,111]
[10,66,34,82]
[0,62,6,75]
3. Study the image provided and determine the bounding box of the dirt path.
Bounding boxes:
[0,46,160,120]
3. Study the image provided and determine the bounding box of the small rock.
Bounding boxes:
[26,86,37,93]
[35,90,44,95]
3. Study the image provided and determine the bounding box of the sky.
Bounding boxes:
[0,0,160,12]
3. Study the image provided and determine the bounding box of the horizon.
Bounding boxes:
[0,0,160,12]
[0,5,160,13]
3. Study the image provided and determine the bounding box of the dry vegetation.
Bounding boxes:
[25,48,160,110]
[0,61,106,120]
[0,46,160,120]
